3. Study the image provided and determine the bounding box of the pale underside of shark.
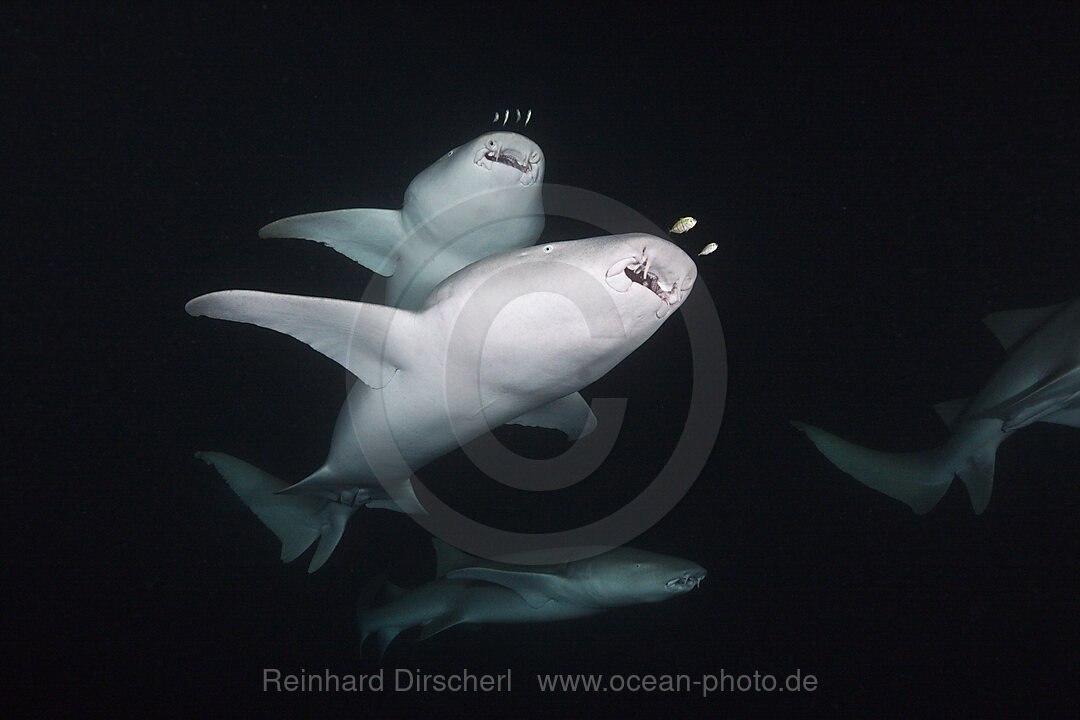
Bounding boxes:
[259,132,545,312]
[794,299,1080,514]
[357,539,706,660]
[193,132,545,570]
[190,233,698,571]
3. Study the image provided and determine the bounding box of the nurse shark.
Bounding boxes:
[794,299,1080,514]
[260,132,544,311]
[189,233,698,571]
[358,539,706,660]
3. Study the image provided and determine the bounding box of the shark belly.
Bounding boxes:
[310,365,568,502]
[389,215,544,311]
[458,587,599,626]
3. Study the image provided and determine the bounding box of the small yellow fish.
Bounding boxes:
[669,216,697,234]
[698,242,718,256]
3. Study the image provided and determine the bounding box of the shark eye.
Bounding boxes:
[487,138,498,149]
[447,150,454,156]
[544,245,552,253]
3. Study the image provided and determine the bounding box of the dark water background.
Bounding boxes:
[5,2,1079,716]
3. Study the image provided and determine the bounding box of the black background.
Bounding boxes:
[4,2,1079,716]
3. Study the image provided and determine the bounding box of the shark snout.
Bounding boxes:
[473,132,543,186]
[604,235,698,318]
[665,566,707,592]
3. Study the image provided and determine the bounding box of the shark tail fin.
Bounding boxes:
[195,452,352,572]
[791,423,958,513]
[259,208,404,276]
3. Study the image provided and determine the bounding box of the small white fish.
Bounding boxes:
[503,109,509,126]
[516,108,521,123]
[493,111,499,123]
[698,242,718,256]
[669,216,697,234]
[525,109,532,126]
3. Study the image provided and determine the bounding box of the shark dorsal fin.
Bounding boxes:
[982,304,1063,350]
[259,208,404,276]
[445,568,559,609]
[432,538,480,578]
[506,392,598,440]
[933,398,970,431]
[186,290,419,389]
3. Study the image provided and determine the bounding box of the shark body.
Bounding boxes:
[190,233,698,570]
[260,132,545,311]
[795,299,1080,513]
[358,540,706,660]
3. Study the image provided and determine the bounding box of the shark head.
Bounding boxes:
[404,132,544,215]
[572,547,707,607]
[594,233,698,322]
[468,132,545,188]
[425,232,695,399]
[428,232,697,399]
[395,133,546,297]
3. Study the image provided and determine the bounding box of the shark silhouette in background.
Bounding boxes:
[795,299,1080,514]
[358,539,706,661]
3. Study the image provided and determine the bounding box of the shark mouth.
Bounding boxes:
[474,138,541,186]
[605,246,691,319]
[666,572,705,591]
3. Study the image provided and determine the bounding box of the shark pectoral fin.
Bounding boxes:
[417,611,466,642]
[956,446,996,515]
[367,627,404,663]
[357,577,408,662]
[989,367,1080,432]
[259,208,404,276]
[186,290,420,389]
[1042,407,1080,429]
[506,392,598,440]
[982,304,1064,350]
[196,452,324,564]
[933,398,970,431]
[445,568,557,609]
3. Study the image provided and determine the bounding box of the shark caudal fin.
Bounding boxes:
[259,208,405,277]
[791,423,959,514]
[196,452,354,573]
